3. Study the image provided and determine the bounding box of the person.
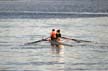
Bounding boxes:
[55,29,64,54]
[49,29,57,53]
[50,29,56,41]
[56,29,61,39]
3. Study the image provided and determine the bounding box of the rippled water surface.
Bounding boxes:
[0,17,108,71]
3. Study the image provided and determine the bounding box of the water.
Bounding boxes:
[0,17,108,71]
[0,0,108,71]
[0,0,108,19]
[0,0,108,13]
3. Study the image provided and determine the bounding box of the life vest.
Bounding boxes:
[50,31,56,39]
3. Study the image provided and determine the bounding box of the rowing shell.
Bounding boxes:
[51,40,64,54]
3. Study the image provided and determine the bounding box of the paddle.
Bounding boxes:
[61,36,91,43]
[24,37,49,45]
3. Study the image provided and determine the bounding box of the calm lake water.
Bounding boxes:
[0,17,108,71]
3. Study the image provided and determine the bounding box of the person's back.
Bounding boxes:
[50,29,56,40]
[55,29,63,54]
[56,29,61,39]
[49,29,57,53]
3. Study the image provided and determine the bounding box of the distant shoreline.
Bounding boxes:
[0,11,108,19]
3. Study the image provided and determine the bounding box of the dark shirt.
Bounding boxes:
[56,33,61,39]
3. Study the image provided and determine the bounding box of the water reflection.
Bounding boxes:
[48,54,64,71]
[46,44,64,71]
[49,45,64,55]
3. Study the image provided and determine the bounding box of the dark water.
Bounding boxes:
[0,17,108,71]
[0,0,108,12]
[0,12,108,19]
[0,0,108,19]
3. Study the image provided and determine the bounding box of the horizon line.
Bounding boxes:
[0,11,108,15]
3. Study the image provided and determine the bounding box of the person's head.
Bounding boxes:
[57,29,60,33]
[52,29,55,31]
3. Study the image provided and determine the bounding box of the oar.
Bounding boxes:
[62,37,91,43]
[24,37,49,45]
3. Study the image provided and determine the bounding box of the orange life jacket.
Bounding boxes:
[50,31,56,39]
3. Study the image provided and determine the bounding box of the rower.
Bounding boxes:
[56,29,63,54]
[49,29,57,52]
[56,29,61,39]
[50,29,56,41]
